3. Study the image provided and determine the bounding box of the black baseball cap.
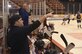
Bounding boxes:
[9,15,21,26]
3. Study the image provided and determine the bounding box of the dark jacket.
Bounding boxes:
[7,20,41,54]
[19,8,29,26]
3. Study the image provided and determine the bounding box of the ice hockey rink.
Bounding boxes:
[47,19,82,54]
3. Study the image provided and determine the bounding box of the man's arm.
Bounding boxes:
[23,12,53,34]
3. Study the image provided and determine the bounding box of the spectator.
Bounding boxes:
[7,12,53,54]
[19,3,31,26]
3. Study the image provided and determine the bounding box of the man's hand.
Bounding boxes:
[44,12,53,17]
[39,12,53,23]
